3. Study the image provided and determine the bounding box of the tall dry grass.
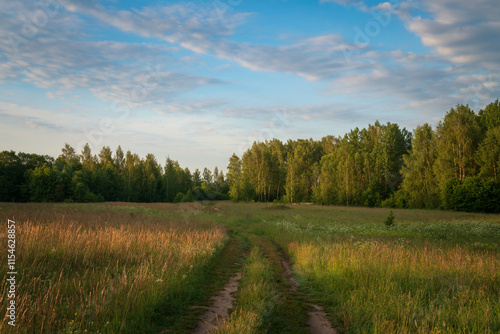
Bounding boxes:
[289,240,500,333]
[0,203,226,333]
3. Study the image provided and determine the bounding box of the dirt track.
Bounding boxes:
[191,233,337,334]
[191,272,243,334]
[278,244,337,334]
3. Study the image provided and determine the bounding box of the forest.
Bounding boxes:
[1,100,499,212]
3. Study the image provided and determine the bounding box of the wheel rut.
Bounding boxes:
[191,232,337,334]
[275,242,338,334]
[191,271,243,334]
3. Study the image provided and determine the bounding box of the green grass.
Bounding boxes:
[1,202,499,333]
[217,203,500,333]
[215,245,278,334]
[290,240,499,333]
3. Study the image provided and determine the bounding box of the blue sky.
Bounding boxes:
[1,0,499,172]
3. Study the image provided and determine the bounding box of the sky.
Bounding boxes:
[1,0,499,172]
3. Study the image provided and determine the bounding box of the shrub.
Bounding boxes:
[182,189,194,202]
[381,190,408,209]
[173,192,184,203]
[445,177,500,213]
[384,210,396,227]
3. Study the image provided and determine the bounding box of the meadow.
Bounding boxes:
[0,203,230,333]
[1,202,499,333]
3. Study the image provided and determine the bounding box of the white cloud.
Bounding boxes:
[329,49,500,116]
[59,0,250,42]
[52,1,364,81]
[320,0,367,10]
[401,0,500,67]
[0,1,226,109]
[1,0,499,128]
[153,98,229,114]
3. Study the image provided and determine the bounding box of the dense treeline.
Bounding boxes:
[1,100,499,212]
[227,100,500,212]
[0,144,229,203]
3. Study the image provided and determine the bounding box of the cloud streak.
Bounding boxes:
[1,0,499,171]
[0,0,226,108]
[396,0,500,67]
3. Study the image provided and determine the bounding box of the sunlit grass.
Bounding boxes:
[2,202,499,333]
[218,202,500,333]
[0,204,226,333]
[215,246,278,334]
[289,238,500,333]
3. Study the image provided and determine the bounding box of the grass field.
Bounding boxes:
[1,202,499,333]
[0,203,230,333]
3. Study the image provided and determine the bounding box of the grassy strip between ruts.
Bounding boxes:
[215,233,311,334]
[252,236,310,334]
[214,242,278,334]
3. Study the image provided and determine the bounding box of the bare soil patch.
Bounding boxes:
[307,304,338,334]
[191,272,243,334]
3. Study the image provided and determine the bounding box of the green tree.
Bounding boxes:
[28,164,58,202]
[0,151,24,201]
[315,153,340,205]
[98,146,114,169]
[269,139,287,200]
[227,153,242,201]
[477,126,500,181]
[164,158,181,202]
[242,142,268,201]
[59,143,80,167]
[213,167,219,184]
[125,151,142,202]
[192,169,202,188]
[93,146,119,200]
[285,139,321,203]
[203,167,213,184]
[382,122,412,194]
[445,176,500,213]
[478,99,500,131]
[145,153,162,202]
[181,167,193,193]
[80,143,96,171]
[114,146,126,200]
[183,189,194,202]
[434,104,482,199]
[400,124,439,208]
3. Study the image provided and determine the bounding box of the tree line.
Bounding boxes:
[226,100,500,212]
[1,100,499,212]
[0,144,229,203]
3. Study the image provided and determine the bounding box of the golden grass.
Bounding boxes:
[0,203,226,333]
[289,240,500,333]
